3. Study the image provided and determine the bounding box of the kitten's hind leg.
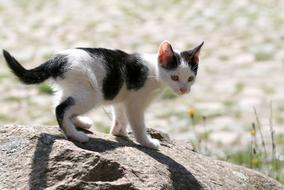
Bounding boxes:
[56,97,89,142]
[110,104,128,137]
[72,116,93,130]
[56,95,96,143]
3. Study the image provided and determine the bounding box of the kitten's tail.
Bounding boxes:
[3,50,68,84]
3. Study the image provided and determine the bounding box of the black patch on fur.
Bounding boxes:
[125,53,149,90]
[180,50,199,75]
[78,48,149,100]
[55,97,75,130]
[160,52,181,71]
[3,50,68,84]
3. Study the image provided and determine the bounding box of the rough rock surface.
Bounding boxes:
[0,124,283,190]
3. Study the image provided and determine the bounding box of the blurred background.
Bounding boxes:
[0,0,283,183]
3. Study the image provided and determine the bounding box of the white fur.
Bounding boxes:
[53,49,105,142]
[72,116,93,129]
[51,47,197,148]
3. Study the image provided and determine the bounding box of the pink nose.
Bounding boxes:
[180,88,187,94]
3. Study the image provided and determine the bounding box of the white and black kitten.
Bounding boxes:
[3,41,203,149]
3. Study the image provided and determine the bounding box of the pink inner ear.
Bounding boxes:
[192,42,204,64]
[193,53,200,63]
[158,41,173,65]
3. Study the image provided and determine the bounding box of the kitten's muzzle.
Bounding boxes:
[179,87,190,95]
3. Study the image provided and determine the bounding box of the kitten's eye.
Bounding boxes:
[171,75,179,81]
[188,76,194,82]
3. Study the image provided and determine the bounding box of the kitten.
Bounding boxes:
[3,41,203,149]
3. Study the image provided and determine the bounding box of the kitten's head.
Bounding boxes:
[157,40,204,95]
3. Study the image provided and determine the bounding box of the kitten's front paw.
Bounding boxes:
[111,121,128,137]
[139,137,160,150]
[111,128,128,137]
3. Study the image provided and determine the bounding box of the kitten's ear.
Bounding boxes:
[191,41,204,64]
[158,40,174,65]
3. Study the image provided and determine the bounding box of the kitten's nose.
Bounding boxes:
[179,88,187,94]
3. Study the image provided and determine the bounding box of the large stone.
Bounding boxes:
[0,124,283,190]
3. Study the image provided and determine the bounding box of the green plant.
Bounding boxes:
[218,106,284,184]
[38,83,53,95]
[235,82,245,94]
[254,51,274,61]
[161,88,177,99]
[95,122,109,133]
[227,150,264,169]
